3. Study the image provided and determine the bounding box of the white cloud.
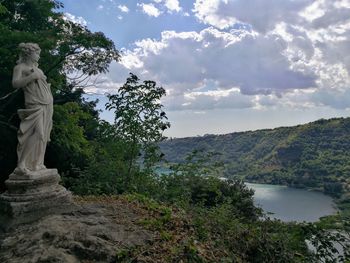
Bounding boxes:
[89,0,350,113]
[121,50,144,69]
[138,3,162,17]
[181,88,255,110]
[118,5,129,13]
[97,5,104,11]
[164,0,182,13]
[333,0,350,9]
[95,27,317,111]
[63,12,88,27]
[299,0,326,22]
[84,62,131,94]
[193,0,313,32]
[151,0,183,14]
[132,27,315,95]
[311,88,350,109]
[193,0,237,30]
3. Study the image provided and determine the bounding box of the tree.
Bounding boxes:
[106,73,170,176]
[0,0,120,189]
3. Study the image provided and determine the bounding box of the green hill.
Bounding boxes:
[160,117,350,198]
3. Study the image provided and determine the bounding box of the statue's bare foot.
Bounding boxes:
[15,165,29,175]
[34,164,46,171]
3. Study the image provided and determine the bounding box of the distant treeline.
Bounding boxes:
[160,117,350,198]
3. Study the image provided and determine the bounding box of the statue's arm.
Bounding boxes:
[12,65,40,89]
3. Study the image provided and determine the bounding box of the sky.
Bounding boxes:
[60,0,350,138]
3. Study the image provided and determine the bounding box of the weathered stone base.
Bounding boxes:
[0,169,73,230]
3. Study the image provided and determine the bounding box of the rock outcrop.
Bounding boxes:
[0,169,72,228]
[0,198,154,263]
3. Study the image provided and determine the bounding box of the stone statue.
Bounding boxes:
[12,43,53,173]
[0,43,72,228]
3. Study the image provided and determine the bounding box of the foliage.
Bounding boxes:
[0,1,348,262]
[160,118,350,236]
[154,151,260,220]
[46,102,92,173]
[302,223,350,262]
[0,0,119,190]
[160,117,350,199]
[154,151,350,262]
[160,118,350,244]
[106,73,170,178]
[70,149,350,262]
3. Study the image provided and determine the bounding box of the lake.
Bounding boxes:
[155,167,338,222]
[246,183,338,222]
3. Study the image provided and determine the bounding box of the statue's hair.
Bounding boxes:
[17,43,41,65]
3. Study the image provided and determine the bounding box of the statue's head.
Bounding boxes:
[17,43,41,65]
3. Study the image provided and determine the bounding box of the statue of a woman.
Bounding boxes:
[12,43,53,174]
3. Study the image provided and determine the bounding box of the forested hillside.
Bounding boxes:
[160,117,350,197]
[1,1,349,261]
[0,0,120,192]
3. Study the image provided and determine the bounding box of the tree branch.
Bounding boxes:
[0,120,17,131]
[45,47,83,76]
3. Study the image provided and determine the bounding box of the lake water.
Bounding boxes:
[246,183,338,222]
[155,167,338,222]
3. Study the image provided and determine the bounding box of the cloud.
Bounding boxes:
[128,27,316,95]
[87,0,350,113]
[118,5,129,13]
[138,3,162,17]
[150,0,184,15]
[193,0,313,32]
[191,0,350,75]
[311,88,350,109]
[299,0,326,22]
[182,88,255,110]
[276,2,350,91]
[63,12,88,27]
[303,2,350,76]
[84,61,131,94]
[164,0,182,13]
[192,0,237,30]
[91,26,317,111]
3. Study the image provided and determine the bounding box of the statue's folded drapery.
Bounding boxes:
[12,43,54,172]
[17,104,53,170]
[16,78,53,171]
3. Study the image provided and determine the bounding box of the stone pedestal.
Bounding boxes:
[0,169,73,229]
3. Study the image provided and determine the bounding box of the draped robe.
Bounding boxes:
[17,68,53,170]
